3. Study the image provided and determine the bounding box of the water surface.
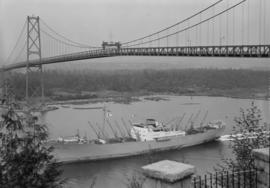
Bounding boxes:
[42,95,269,188]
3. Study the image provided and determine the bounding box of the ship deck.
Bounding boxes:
[52,126,225,164]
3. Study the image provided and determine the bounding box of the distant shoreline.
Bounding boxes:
[8,69,269,104]
[47,89,269,105]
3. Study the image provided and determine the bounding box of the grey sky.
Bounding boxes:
[0,0,269,64]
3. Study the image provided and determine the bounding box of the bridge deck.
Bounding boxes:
[1,45,269,71]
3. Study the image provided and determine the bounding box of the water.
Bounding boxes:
[41,95,269,188]
[44,95,269,139]
[61,141,231,188]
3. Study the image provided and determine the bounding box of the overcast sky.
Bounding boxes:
[0,0,269,64]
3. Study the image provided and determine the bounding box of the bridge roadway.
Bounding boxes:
[1,45,269,71]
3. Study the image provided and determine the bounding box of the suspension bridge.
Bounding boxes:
[0,0,269,105]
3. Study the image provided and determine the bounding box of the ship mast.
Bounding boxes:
[102,104,106,134]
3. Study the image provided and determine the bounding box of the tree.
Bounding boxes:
[220,102,269,171]
[212,102,269,187]
[0,108,63,188]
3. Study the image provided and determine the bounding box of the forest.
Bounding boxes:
[7,68,270,100]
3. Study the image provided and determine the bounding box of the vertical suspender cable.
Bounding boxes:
[199,13,202,46]
[49,37,52,57]
[158,33,160,47]
[259,0,262,45]
[185,25,187,47]
[176,24,179,46]
[207,21,210,45]
[219,12,222,45]
[247,0,250,45]
[233,4,235,45]
[212,5,215,45]
[263,0,266,45]
[241,2,244,45]
[50,37,52,57]
[188,19,191,46]
[5,20,27,64]
[226,0,229,46]
[60,41,63,56]
[185,24,187,46]
[196,22,198,46]
[56,40,59,56]
[53,39,56,56]
[167,30,169,47]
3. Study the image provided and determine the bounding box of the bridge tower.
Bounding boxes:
[26,16,44,105]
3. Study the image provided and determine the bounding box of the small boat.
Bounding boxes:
[56,130,88,144]
[57,135,88,144]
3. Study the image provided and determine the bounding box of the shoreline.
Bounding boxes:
[47,90,269,106]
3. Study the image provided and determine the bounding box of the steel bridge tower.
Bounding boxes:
[26,16,44,105]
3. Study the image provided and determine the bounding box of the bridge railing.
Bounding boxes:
[120,45,270,57]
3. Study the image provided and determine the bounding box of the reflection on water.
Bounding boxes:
[61,141,231,188]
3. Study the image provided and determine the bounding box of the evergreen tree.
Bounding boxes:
[220,102,269,170]
[0,108,63,188]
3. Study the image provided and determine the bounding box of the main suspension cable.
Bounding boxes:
[122,0,224,45]
[125,0,246,47]
[40,18,101,49]
[40,29,100,50]
[5,20,27,63]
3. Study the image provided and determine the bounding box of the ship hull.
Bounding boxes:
[53,126,225,164]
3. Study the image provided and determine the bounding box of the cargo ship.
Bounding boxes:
[52,118,225,164]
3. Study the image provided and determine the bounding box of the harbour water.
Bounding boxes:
[41,95,269,188]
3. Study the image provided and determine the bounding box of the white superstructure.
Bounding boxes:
[131,119,186,141]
